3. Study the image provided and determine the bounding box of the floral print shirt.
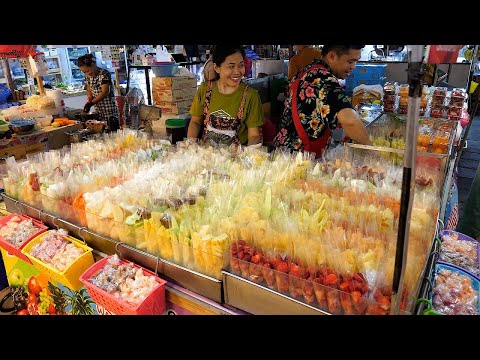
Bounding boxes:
[273,59,353,151]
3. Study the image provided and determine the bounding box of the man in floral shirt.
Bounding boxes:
[274,45,371,157]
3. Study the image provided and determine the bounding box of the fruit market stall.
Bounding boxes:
[0,127,443,315]
[0,45,472,315]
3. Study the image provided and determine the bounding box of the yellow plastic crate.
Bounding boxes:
[21,230,94,291]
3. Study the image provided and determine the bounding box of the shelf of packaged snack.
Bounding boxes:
[353,112,459,186]
[347,112,459,230]
[0,193,224,304]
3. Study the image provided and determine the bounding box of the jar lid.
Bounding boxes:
[165,118,186,127]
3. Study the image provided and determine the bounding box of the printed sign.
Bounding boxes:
[425,45,463,64]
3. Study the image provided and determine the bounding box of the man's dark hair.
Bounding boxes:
[321,45,365,57]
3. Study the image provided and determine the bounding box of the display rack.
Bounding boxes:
[1,194,223,303]
[222,271,326,315]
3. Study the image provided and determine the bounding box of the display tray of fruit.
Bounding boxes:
[365,114,456,156]
[21,229,94,291]
[0,213,48,264]
[229,241,411,315]
[431,262,479,315]
[80,255,167,315]
[439,230,479,276]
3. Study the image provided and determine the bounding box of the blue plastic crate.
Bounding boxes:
[351,64,387,80]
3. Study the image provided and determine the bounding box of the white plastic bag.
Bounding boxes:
[156,45,172,63]
[28,53,48,77]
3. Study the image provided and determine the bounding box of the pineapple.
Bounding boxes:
[48,282,68,315]
[65,288,96,315]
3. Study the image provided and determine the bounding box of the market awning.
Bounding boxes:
[0,45,36,59]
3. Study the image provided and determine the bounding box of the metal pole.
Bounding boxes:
[390,45,424,315]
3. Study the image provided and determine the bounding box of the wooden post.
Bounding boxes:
[3,59,17,101]
[36,76,45,96]
[114,68,121,96]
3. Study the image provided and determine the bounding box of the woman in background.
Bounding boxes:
[78,54,120,132]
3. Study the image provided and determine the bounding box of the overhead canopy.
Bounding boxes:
[0,45,36,59]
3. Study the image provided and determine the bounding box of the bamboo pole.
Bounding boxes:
[3,59,17,101]
[114,68,121,96]
[36,76,45,96]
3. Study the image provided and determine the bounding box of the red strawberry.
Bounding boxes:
[324,273,338,286]
[339,281,350,293]
[276,261,289,273]
[289,263,303,278]
[377,295,391,310]
[251,254,261,264]
[262,262,272,269]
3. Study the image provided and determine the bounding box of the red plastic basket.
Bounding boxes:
[0,213,48,264]
[80,256,167,315]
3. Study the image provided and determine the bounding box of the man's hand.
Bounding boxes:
[83,101,94,113]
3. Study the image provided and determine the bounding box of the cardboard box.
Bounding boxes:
[154,100,193,114]
[152,87,197,103]
[152,76,197,90]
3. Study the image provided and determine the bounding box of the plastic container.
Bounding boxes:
[0,214,48,265]
[21,230,94,290]
[433,87,447,97]
[165,118,187,144]
[398,84,409,96]
[151,63,179,77]
[440,229,480,276]
[80,256,167,315]
[383,82,397,95]
[432,262,479,315]
[85,120,106,134]
[9,119,35,134]
[36,115,53,127]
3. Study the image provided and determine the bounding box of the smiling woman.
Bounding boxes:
[187,44,265,146]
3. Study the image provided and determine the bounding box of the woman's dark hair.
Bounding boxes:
[212,45,245,67]
[321,45,365,57]
[77,53,95,67]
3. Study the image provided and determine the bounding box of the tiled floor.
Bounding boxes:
[458,115,480,218]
